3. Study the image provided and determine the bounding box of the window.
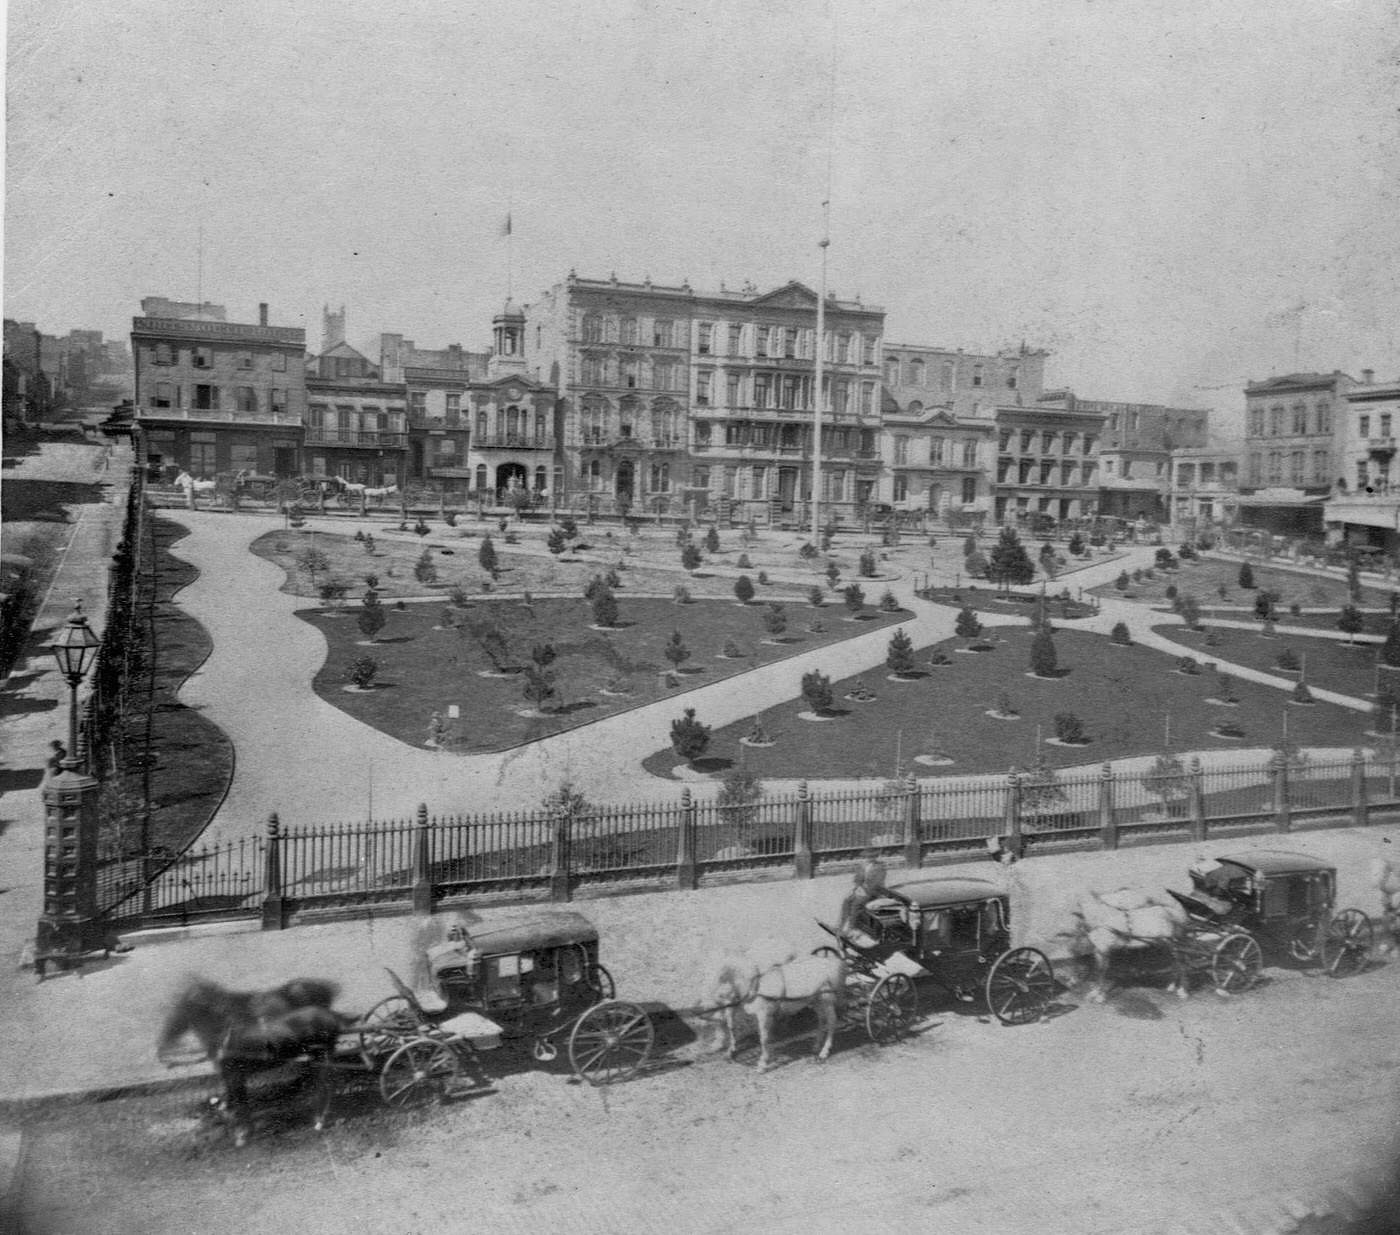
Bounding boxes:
[582,313,604,343]
[1248,453,1262,485]
[698,323,712,355]
[655,360,682,392]
[1360,415,1371,439]
[727,373,741,406]
[962,440,978,468]
[152,381,174,409]
[653,319,674,347]
[535,412,548,443]
[781,376,800,410]
[753,374,771,409]
[477,410,489,440]
[693,465,711,490]
[411,392,427,416]
[893,476,908,502]
[1315,401,1330,434]
[783,327,798,358]
[621,317,638,345]
[910,359,925,386]
[834,382,850,415]
[270,388,287,414]
[1313,449,1328,480]
[153,342,173,366]
[307,405,325,430]
[940,362,954,392]
[893,436,909,465]
[962,477,976,504]
[1290,451,1305,483]
[621,357,638,388]
[837,333,851,363]
[728,323,743,355]
[828,470,846,502]
[238,352,253,370]
[1270,406,1284,435]
[587,459,603,489]
[192,346,212,369]
[1292,403,1308,434]
[972,365,983,388]
[649,463,670,492]
[885,358,900,385]
[1007,367,1018,389]
[696,372,711,406]
[193,384,216,410]
[1267,451,1283,484]
[861,383,875,415]
[581,354,606,386]
[1083,435,1096,455]
[862,336,876,365]
[929,437,945,464]
[445,393,461,419]
[271,350,286,372]
[1384,414,1393,438]
[1249,408,1265,436]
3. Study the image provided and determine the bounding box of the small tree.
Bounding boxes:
[672,584,692,605]
[296,545,330,584]
[414,548,437,585]
[808,585,826,608]
[464,616,511,672]
[988,526,1035,592]
[722,638,743,658]
[1110,620,1132,646]
[664,630,690,671]
[965,549,989,579]
[842,583,866,615]
[1030,628,1058,677]
[734,575,756,605]
[1347,553,1362,603]
[670,707,711,764]
[591,587,619,628]
[1115,570,1130,591]
[681,544,702,573]
[1068,532,1085,556]
[955,605,983,643]
[963,533,977,557]
[1020,760,1067,830]
[704,525,720,555]
[546,527,567,557]
[1145,751,1190,818]
[886,627,916,675]
[560,515,579,541]
[357,587,386,642]
[1253,591,1272,621]
[1337,604,1364,644]
[825,561,841,590]
[1054,712,1085,743]
[1178,594,1201,629]
[736,552,753,570]
[522,666,557,711]
[478,534,499,578]
[318,579,349,607]
[858,549,878,578]
[798,541,819,561]
[717,764,765,844]
[1214,670,1238,702]
[531,642,557,671]
[1291,681,1314,704]
[345,655,379,689]
[1238,561,1255,590]
[1276,646,1301,672]
[762,603,787,637]
[1155,547,1177,570]
[801,670,834,715]
[994,691,1017,717]
[879,589,900,613]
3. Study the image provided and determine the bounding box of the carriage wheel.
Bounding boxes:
[1321,909,1373,978]
[865,973,919,1044]
[1210,932,1263,994]
[378,1039,460,1108]
[586,963,616,1002]
[358,996,420,1067]
[985,948,1055,1025]
[567,1000,654,1085]
[811,945,843,961]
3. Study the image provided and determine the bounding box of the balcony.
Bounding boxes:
[475,434,556,450]
[138,406,301,427]
[304,428,407,449]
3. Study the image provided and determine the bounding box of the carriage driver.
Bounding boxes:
[836,857,889,946]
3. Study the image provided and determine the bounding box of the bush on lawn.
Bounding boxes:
[801,671,835,714]
[663,630,690,670]
[1276,647,1301,672]
[1054,712,1086,743]
[704,526,721,555]
[1337,605,1364,643]
[591,588,619,628]
[1110,621,1132,645]
[722,639,743,659]
[681,544,702,572]
[859,549,878,578]
[673,584,692,605]
[345,656,379,689]
[955,605,983,642]
[1177,656,1200,675]
[762,603,787,637]
[842,583,866,614]
[1030,628,1058,677]
[1238,562,1255,589]
[478,535,499,578]
[886,627,916,675]
[808,585,826,608]
[1115,571,1130,591]
[357,589,386,642]
[736,553,753,571]
[734,575,755,604]
[413,549,437,585]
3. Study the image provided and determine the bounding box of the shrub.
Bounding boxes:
[734,575,756,604]
[1178,544,1197,561]
[1115,571,1130,591]
[1215,671,1238,702]
[807,618,827,634]
[717,763,765,832]
[444,510,457,528]
[722,638,743,658]
[546,527,566,556]
[672,584,692,605]
[757,570,769,586]
[704,526,720,555]
[605,566,622,589]
[413,518,430,537]
[1177,595,1201,629]
[1132,569,1143,583]
[994,691,1017,717]
[1289,601,1302,617]
[927,649,952,667]
[1291,681,1314,704]
[1261,618,1277,637]
[663,630,690,670]
[965,550,989,579]
[319,579,349,606]
[987,526,1035,589]
[522,666,557,711]
[363,571,380,590]
[357,589,386,641]
[1110,621,1132,645]
[1276,647,1302,672]
[801,670,834,714]
[1054,712,1085,744]
[413,549,437,584]
[762,603,787,637]
[1155,548,1177,570]
[879,589,900,613]
[1030,628,1058,677]
[583,574,606,602]
[669,707,711,763]
[449,584,470,608]
[362,534,376,554]
[296,546,330,580]
[825,562,841,589]
[799,542,819,561]
[886,628,916,675]
[345,656,379,689]
[1067,532,1085,556]
[1337,604,1364,642]
[859,549,878,578]
[1238,562,1255,589]
[842,583,866,614]
[1165,583,1178,600]
[1177,656,1200,675]
[962,534,977,557]
[591,588,619,627]
[478,535,498,577]
[744,717,773,745]
[681,544,702,572]
[955,605,983,641]
[675,526,691,549]
[736,553,753,570]
[1253,592,1273,620]
[808,585,825,608]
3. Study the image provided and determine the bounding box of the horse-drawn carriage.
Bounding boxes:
[816,877,1058,1027]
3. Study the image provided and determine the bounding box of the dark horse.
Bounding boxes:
[158,977,348,1146]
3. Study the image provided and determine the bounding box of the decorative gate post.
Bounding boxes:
[1271,749,1291,833]
[548,804,572,902]
[902,773,922,869]
[676,788,697,890]
[1189,757,1207,842]
[1097,762,1117,851]
[261,813,285,930]
[793,781,814,879]
[411,803,434,914]
[1004,769,1023,859]
[1351,748,1369,829]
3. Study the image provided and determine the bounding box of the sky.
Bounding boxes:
[4,0,1399,429]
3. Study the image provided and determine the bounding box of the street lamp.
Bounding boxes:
[48,600,102,771]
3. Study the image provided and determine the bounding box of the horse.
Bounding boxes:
[1064,888,1190,1003]
[705,943,846,1073]
[1372,836,1400,953]
[157,976,347,1146]
[173,470,218,494]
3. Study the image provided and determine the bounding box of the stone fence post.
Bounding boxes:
[1004,770,1023,858]
[548,806,572,902]
[1351,748,1369,830]
[261,812,285,930]
[1097,762,1117,851]
[902,773,922,869]
[1272,750,1291,833]
[793,781,814,879]
[676,788,697,891]
[412,803,434,914]
[1189,757,1207,842]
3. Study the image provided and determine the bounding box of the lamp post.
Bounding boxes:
[36,601,105,974]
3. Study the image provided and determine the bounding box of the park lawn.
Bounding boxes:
[1189,607,1396,636]
[914,586,1097,622]
[639,627,1368,782]
[1089,556,1395,612]
[1158,623,1389,702]
[303,594,909,754]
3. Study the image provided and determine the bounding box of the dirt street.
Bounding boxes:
[9,959,1400,1235]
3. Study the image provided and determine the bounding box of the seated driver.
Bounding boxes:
[837,858,888,946]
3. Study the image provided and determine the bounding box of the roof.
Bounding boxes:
[1216,850,1336,877]
[876,877,1005,909]
[453,911,599,956]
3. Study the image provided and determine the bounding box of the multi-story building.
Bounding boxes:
[304,341,406,486]
[876,404,995,518]
[882,343,1046,420]
[1322,373,1400,551]
[1167,444,1241,529]
[527,274,886,522]
[131,302,306,479]
[992,404,1106,524]
[3,319,50,424]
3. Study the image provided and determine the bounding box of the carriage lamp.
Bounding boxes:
[48,600,102,771]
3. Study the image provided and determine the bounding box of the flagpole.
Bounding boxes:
[505,198,514,302]
[811,215,828,540]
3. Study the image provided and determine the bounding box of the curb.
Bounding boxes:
[0,1068,214,1118]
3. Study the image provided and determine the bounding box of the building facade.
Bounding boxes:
[131,303,306,479]
[1322,374,1400,551]
[1167,445,1241,529]
[305,342,406,486]
[992,404,1106,523]
[882,343,1046,420]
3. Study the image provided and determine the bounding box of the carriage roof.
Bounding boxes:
[874,877,1006,911]
[452,911,599,958]
[1215,850,1335,878]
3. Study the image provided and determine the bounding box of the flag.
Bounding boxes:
[501,213,512,238]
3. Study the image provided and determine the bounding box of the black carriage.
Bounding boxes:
[1170,850,1372,980]
[348,911,655,1103]
[817,877,1057,1027]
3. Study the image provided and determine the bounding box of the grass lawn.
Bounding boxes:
[1089,556,1395,612]
[1190,607,1396,636]
[304,594,909,753]
[1160,623,1390,702]
[639,627,1368,781]
[915,586,1097,622]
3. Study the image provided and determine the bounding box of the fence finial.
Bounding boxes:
[266,811,280,837]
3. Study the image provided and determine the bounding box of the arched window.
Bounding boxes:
[535,412,547,443]
[581,395,609,445]
[587,459,603,489]
[908,400,923,416]
[621,317,638,345]
[476,410,488,441]
[534,466,547,492]
[505,405,521,438]
[474,463,488,493]
[582,313,604,343]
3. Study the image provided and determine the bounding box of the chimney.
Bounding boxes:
[259,303,269,326]
[1362,368,1374,384]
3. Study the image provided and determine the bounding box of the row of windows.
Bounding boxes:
[149,342,289,372]
[581,313,879,365]
[1357,413,1394,440]
[1247,401,1332,437]
[996,460,1098,486]
[890,477,979,505]
[149,382,289,413]
[579,353,685,390]
[997,429,1097,455]
[890,435,980,468]
[1245,451,1331,485]
[885,357,1013,391]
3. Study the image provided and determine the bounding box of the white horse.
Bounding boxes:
[1068,887,1191,1003]
[174,470,217,494]
[1372,838,1400,953]
[705,942,846,1073]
